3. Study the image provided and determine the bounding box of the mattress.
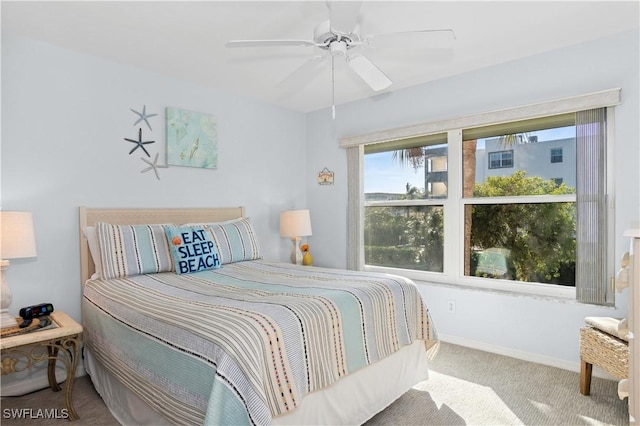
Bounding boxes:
[82,260,437,425]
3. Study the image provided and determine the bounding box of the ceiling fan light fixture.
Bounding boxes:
[330,40,348,56]
[347,55,392,91]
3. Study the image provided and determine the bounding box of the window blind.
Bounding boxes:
[575,108,611,305]
[363,132,447,154]
[347,145,364,270]
[462,113,575,141]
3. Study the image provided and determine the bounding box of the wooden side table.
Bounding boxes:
[0,311,83,421]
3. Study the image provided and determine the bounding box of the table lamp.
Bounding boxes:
[1,211,37,329]
[280,210,312,265]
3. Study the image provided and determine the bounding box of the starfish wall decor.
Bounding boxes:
[141,153,169,180]
[124,128,155,157]
[123,104,169,180]
[131,105,158,131]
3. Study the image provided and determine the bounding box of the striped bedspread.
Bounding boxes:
[82,260,437,425]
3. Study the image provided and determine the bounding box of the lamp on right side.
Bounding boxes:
[280,209,312,265]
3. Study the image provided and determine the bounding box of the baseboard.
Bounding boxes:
[438,333,619,381]
[0,364,86,397]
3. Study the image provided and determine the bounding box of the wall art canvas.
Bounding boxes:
[166,107,217,169]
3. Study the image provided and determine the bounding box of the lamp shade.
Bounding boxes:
[1,211,37,259]
[280,210,312,238]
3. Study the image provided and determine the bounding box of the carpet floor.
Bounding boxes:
[1,342,629,425]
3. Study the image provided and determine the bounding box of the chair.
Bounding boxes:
[579,325,629,395]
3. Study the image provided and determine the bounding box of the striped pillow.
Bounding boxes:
[205,217,262,264]
[96,222,177,279]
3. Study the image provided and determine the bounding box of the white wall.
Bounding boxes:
[305,29,640,368]
[1,34,307,325]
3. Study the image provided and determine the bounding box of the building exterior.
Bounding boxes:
[419,136,576,199]
[474,137,576,189]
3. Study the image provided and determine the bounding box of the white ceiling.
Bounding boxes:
[2,1,639,113]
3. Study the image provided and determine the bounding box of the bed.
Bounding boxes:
[79,207,438,425]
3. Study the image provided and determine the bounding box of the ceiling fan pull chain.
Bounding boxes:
[332,55,336,119]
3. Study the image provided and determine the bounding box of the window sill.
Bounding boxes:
[416,279,621,309]
[416,279,580,305]
[365,264,581,301]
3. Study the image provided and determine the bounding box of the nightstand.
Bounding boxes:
[1,311,83,421]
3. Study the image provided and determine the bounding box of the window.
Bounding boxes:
[488,150,514,169]
[363,119,582,283]
[463,117,578,287]
[551,148,563,163]
[346,90,618,303]
[363,134,447,273]
[364,205,444,272]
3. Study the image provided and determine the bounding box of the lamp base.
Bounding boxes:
[1,259,18,329]
[289,237,303,265]
[0,309,18,329]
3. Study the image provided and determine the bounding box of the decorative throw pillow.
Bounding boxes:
[83,226,103,280]
[204,217,262,264]
[166,226,221,274]
[96,223,176,279]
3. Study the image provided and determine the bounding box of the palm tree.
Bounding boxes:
[392,147,424,172]
[498,133,531,146]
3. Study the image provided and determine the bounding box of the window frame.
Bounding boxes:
[551,147,564,163]
[344,89,619,301]
[488,150,514,169]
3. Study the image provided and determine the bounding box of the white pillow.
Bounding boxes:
[83,226,102,280]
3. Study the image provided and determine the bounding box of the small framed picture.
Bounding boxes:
[317,167,334,185]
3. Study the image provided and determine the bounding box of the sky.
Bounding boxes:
[364,126,576,194]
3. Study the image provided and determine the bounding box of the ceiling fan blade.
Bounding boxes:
[346,54,392,92]
[364,29,456,49]
[277,54,329,92]
[225,39,320,48]
[328,0,363,35]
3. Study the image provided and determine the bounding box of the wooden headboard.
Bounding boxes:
[79,206,245,284]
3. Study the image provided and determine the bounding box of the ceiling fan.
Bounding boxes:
[225,1,455,116]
